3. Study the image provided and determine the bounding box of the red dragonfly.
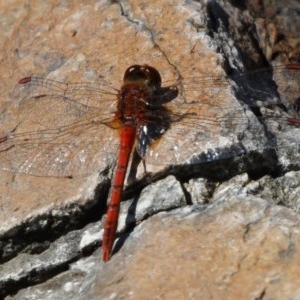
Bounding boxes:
[0,63,300,261]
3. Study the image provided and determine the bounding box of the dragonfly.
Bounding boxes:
[0,63,300,262]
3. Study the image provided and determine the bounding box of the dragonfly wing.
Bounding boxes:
[0,116,119,177]
[0,79,120,177]
[143,80,292,169]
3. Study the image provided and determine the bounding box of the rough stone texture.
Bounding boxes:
[246,0,300,62]
[186,170,300,212]
[9,196,300,300]
[0,0,300,299]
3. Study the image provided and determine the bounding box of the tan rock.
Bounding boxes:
[10,196,300,299]
[0,0,300,299]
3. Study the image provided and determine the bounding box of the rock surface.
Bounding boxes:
[7,196,300,300]
[0,0,300,299]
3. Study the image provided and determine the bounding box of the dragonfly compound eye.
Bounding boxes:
[124,65,162,90]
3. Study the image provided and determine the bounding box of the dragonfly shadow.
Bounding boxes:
[111,191,142,257]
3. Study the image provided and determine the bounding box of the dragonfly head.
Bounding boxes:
[123,65,162,91]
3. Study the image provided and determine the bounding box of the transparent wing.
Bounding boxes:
[0,65,299,177]
[0,78,120,177]
[143,64,300,167]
